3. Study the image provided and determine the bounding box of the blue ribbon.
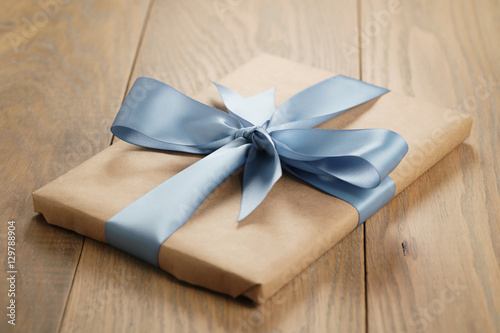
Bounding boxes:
[106,75,408,266]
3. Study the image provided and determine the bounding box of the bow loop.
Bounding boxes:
[272,128,408,189]
[112,77,242,154]
[267,75,389,131]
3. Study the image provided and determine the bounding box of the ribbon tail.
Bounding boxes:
[214,82,276,127]
[105,138,250,267]
[238,147,282,221]
[284,165,396,224]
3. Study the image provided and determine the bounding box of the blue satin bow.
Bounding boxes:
[106,75,408,266]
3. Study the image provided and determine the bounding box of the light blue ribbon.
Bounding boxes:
[106,76,408,266]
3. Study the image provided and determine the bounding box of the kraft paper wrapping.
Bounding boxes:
[33,54,472,303]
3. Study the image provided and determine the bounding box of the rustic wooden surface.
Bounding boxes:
[0,0,498,332]
[362,1,500,332]
[0,1,151,332]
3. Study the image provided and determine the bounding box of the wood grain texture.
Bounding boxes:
[0,0,150,332]
[361,0,500,332]
[60,0,367,332]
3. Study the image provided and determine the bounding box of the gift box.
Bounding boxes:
[33,54,472,303]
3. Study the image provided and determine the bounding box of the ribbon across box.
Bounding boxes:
[33,54,472,303]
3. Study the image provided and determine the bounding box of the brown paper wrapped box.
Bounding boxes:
[33,54,472,303]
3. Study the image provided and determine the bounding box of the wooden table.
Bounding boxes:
[1,0,499,332]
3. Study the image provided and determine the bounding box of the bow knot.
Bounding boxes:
[234,126,275,153]
[232,125,260,141]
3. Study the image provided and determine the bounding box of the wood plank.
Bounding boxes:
[361,0,500,332]
[60,0,366,332]
[0,1,151,332]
